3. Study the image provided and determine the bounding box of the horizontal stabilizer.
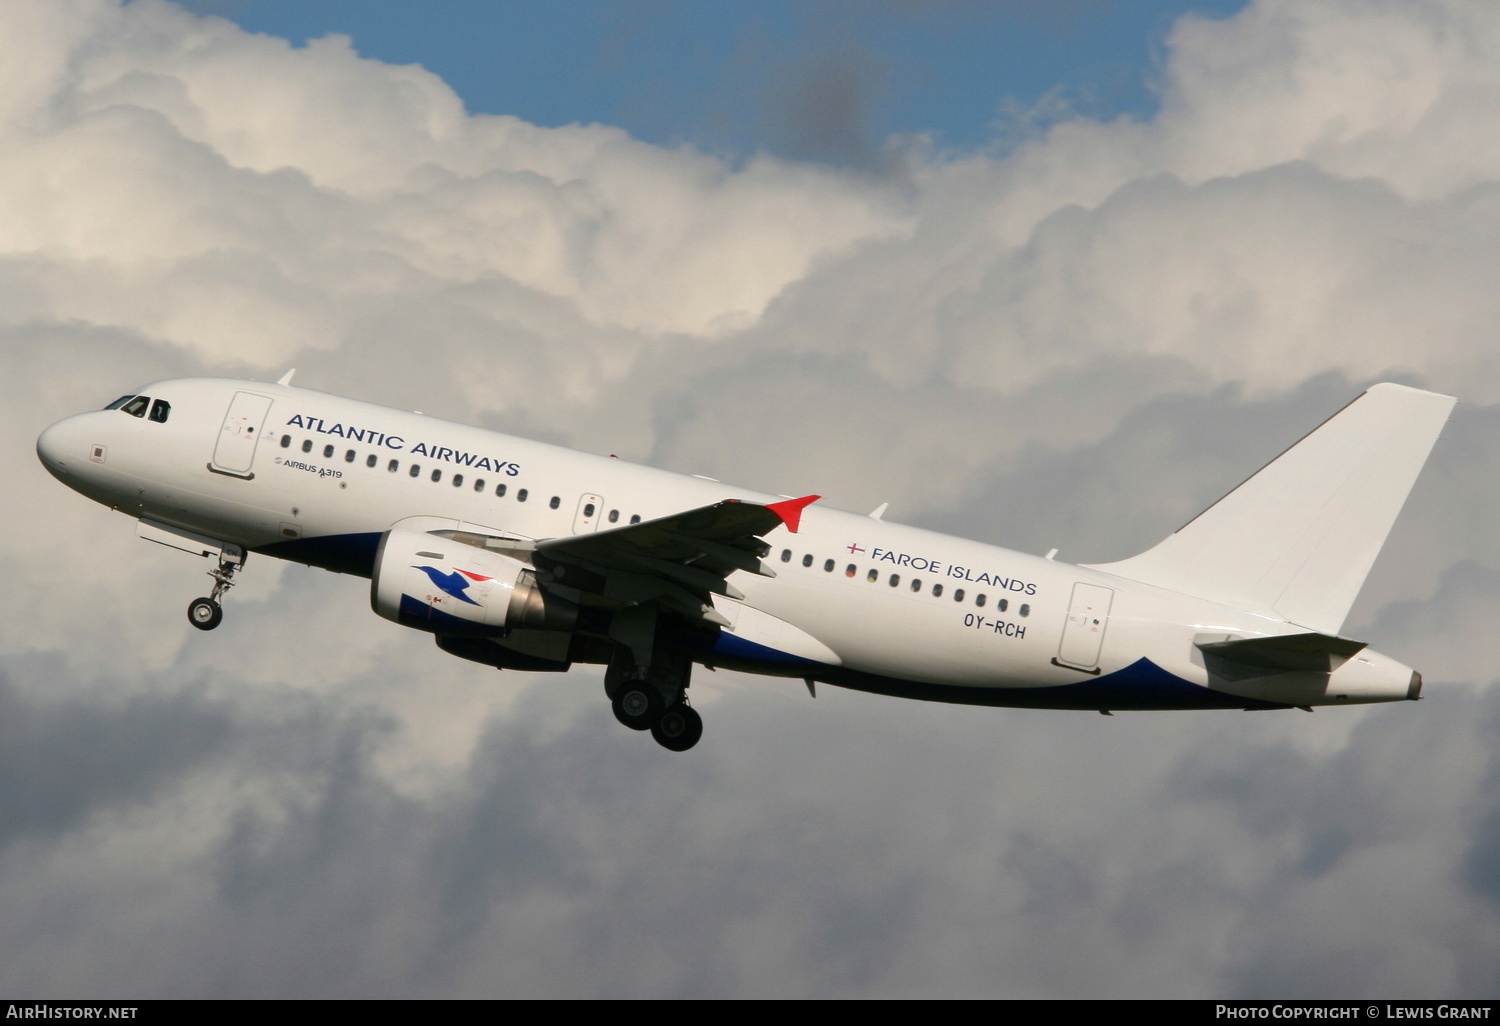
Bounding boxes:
[1195,632,1366,673]
[1086,383,1455,632]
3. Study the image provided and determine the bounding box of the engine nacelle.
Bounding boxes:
[372,529,575,635]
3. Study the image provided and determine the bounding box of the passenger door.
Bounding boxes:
[211,391,273,478]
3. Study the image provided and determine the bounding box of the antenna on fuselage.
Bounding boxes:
[277,369,297,386]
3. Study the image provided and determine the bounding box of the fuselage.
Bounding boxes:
[36,377,1422,712]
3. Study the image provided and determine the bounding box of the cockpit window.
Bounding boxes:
[104,395,136,411]
[120,396,151,418]
[149,399,170,423]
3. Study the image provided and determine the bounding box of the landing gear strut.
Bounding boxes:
[187,547,245,632]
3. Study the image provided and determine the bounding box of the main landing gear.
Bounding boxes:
[606,650,704,752]
[187,547,245,632]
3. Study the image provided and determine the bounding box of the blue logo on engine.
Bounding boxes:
[413,565,484,605]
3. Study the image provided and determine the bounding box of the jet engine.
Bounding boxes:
[372,529,575,635]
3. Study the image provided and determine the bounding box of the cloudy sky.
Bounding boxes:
[5,0,1500,998]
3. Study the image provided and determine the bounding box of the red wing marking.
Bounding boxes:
[765,494,820,534]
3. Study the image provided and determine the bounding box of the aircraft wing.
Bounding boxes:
[532,494,819,625]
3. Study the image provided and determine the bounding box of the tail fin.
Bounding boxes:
[1084,383,1455,633]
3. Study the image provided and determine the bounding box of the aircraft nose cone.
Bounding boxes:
[36,419,77,481]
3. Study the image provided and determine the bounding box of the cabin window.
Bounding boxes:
[997,598,1008,612]
[344,449,355,463]
[474,479,485,492]
[932,583,943,597]
[781,549,792,563]
[409,464,421,478]
[388,459,399,473]
[149,400,171,423]
[1019,604,1030,617]
[121,396,150,418]
[888,574,900,587]
[583,502,595,517]
[366,454,377,468]
[549,495,560,509]
[975,594,986,608]
[802,554,813,567]
[281,435,292,449]
[910,579,922,592]
[846,564,857,578]
[824,559,835,572]
[609,510,619,523]
[517,489,528,502]
[630,514,641,524]
[105,395,136,411]
[302,440,313,453]
[431,469,442,483]
[954,589,965,602]
[323,444,334,458]
[452,474,464,488]
[866,569,878,583]
[496,483,507,497]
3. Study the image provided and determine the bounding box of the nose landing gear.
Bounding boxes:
[187,547,245,632]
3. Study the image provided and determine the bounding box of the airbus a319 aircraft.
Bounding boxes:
[36,375,1454,751]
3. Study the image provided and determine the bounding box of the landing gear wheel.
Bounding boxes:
[611,684,664,731]
[188,597,222,631]
[651,704,703,752]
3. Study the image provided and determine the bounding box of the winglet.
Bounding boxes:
[766,494,820,534]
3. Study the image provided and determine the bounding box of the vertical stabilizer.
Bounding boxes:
[1084,383,1455,633]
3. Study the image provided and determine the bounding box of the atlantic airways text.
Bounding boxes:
[284,414,521,475]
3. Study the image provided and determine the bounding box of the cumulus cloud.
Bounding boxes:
[5,0,1500,997]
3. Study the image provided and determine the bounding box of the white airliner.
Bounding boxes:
[35,375,1454,751]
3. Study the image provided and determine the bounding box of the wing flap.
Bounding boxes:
[610,549,748,600]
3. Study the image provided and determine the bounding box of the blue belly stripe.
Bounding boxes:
[707,631,828,671]
[813,657,1291,711]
